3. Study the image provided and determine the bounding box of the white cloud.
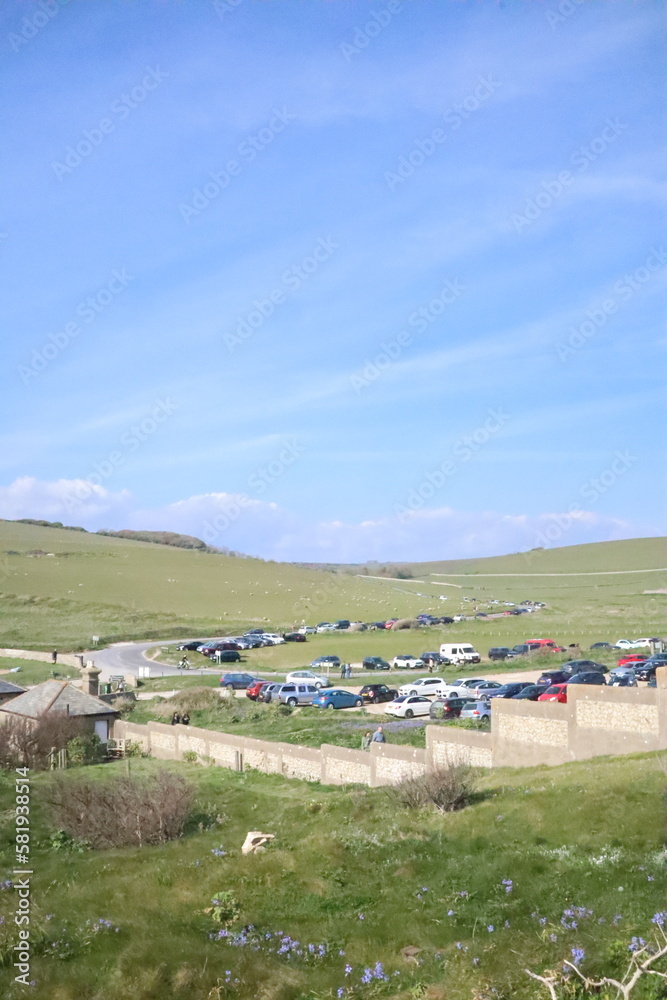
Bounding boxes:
[0,477,650,562]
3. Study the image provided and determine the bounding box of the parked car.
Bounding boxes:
[177,639,207,650]
[335,620,351,630]
[439,617,455,625]
[617,654,647,667]
[439,643,480,665]
[459,700,491,724]
[525,638,559,649]
[560,659,607,673]
[359,683,398,704]
[567,672,606,686]
[391,655,424,670]
[311,688,363,710]
[212,650,242,663]
[362,656,391,671]
[429,697,468,719]
[486,682,534,699]
[297,625,316,635]
[537,669,572,686]
[488,647,513,660]
[286,669,334,689]
[398,677,451,698]
[220,672,261,690]
[385,695,432,718]
[246,680,271,700]
[310,656,341,672]
[537,683,568,703]
[260,633,285,645]
[590,642,613,650]
[283,632,307,642]
[257,682,282,703]
[420,651,447,666]
[634,662,659,682]
[615,638,649,649]
[509,643,541,656]
[276,683,319,707]
[244,628,265,636]
[645,654,667,666]
[316,622,337,633]
[511,684,547,700]
[608,668,637,687]
[466,680,504,698]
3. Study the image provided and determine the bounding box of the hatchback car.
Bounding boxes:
[590,642,613,650]
[537,683,568,703]
[359,683,398,704]
[567,672,606,686]
[177,639,207,651]
[362,657,391,671]
[257,682,282,703]
[283,632,307,642]
[511,684,547,700]
[311,689,363,710]
[486,682,533,699]
[220,672,261,690]
[420,651,446,666]
[561,659,607,673]
[608,668,637,687]
[286,669,334,688]
[459,700,491,724]
[429,697,468,719]
[310,656,341,671]
[213,650,242,663]
[246,680,271,700]
[488,647,513,660]
[537,669,572,686]
[617,654,647,667]
[385,695,432,719]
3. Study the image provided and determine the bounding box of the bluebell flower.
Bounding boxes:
[629,936,646,952]
[571,948,585,965]
[487,925,494,933]
[652,912,667,926]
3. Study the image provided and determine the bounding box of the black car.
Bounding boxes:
[511,684,547,701]
[511,643,541,655]
[311,655,341,668]
[438,616,455,625]
[177,639,207,651]
[568,672,606,686]
[538,669,571,686]
[283,632,307,642]
[244,629,265,636]
[362,656,390,671]
[335,620,351,630]
[215,650,242,663]
[635,662,659,682]
[429,697,468,720]
[220,672,260,689]
[590,642,613,650]
[420,651,445,666]
[488,647,513,661]
[486,682,533,699]
[359,683,398,704]
[561,659,607,673]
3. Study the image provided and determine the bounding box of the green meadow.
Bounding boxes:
[0,753,664,1000]
[0,520,664,651]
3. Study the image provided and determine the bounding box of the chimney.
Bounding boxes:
[81,661,101,698]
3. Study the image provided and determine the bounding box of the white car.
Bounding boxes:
[615,638,649,649]
[398,677,451,698]
[391,655,424,670]
[285,669,332,689]
[298,626,316,635]
[453,615,466,622]
[316,623,337,633]
[260,633,285,645]
[385,695,432,719]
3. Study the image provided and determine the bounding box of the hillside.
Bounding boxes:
[0,522,664,650]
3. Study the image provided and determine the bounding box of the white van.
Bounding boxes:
[439,642,480,665]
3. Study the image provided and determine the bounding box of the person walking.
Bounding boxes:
[340,662,346,679]
[361,731,372,751]
[51,649,58,664]
[371,725,386,744]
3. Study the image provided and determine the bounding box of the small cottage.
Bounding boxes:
[0,680,26,707]
[0,664,118,740]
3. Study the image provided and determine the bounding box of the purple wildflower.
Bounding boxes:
[652,912,667,927]
[629,937,646,952]
[571,948,585,965]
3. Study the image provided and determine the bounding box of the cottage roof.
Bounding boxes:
[0,680,117,720]
[0,680,26,696]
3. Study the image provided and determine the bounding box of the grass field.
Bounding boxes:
[0,753,664,1000]
[0,656,78,685]
[0,520,664,652]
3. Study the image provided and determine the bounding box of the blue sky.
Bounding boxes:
[1,0,664,561]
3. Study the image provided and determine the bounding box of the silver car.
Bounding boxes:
[275,683,319,707]
[459,700,492,725]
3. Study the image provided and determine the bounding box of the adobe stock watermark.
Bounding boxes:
[339,0,402,63]
[8,0,71,54]
[349,277,466,393]
[394,408,510,521]
[528,450,637,551]
[545,0,588,30]
[18,268,134,385]
[384,75,501,191]
[52,67,168,180]
[179,108,296,224]
[556,246,667,362]
[509,117,628,233]
[223,236,339,352]
[63,398,179,514]
[201,439,304,544]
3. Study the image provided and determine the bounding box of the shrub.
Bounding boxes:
[390,764,476,813]
[389,618,421,630]
[0,715,88,771]
[182,750,198,763]
[46,768,195,848]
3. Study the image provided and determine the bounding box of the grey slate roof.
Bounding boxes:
[0,681,26,695]
[0,681,118,720]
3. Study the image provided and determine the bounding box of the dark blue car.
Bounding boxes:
[311,688,363,710]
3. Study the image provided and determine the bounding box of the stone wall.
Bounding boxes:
[112,669,667,786]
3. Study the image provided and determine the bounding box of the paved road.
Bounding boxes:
[89,640,219,679]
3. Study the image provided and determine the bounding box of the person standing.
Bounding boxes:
[371,725,386,744]
[51,650,58,664]
[361,731,372,751]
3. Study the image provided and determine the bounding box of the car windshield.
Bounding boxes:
[545,685,561,694]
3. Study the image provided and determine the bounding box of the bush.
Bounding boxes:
[0,715,88,771]
[46,768,195,848]
[389,618,421,630]
[390,764,476,813]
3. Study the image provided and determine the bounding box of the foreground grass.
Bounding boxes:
[0,753,665,1000]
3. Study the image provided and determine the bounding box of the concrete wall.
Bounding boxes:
[112,668,667,786]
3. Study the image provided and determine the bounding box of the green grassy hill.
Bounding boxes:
[0,521,664,650]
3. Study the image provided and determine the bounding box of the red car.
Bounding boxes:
[617,654,646,667]
[246,680,269,701]
[526,638,565,652]
[537,683,568,703]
